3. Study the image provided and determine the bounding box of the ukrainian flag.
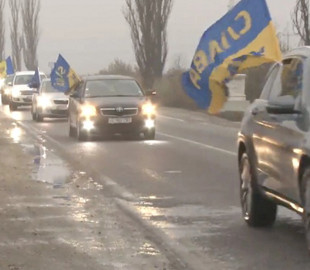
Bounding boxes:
[0,57,14,78]
[182,0,282,114]
[50,54,81,93]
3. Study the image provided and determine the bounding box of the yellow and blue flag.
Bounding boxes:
[0,57,14,78]
[50,54,81,93]
[182,0,282,114]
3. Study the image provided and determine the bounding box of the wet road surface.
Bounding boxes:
[2,104,310,270]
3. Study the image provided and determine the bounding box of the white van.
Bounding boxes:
[9,71,47,111]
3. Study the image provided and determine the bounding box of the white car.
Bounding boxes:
[9,71,47,111]
[31,78,69,122]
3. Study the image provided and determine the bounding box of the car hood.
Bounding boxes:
[12,85,34,91]
[84,96,147,108]
[41,92,69,100]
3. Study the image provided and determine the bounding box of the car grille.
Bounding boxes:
[50,109,68,115]
[20,90,35,95]
[54,100,68,105]
[100,107,138,117]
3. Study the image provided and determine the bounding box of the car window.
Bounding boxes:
[85,79,143,97]
[260,63,281,100]
[268,58,303,102]
[40,81,58,93]
[5,75,14,85]
[14,75,34,85]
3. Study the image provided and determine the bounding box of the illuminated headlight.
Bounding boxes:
[145,119,155,129]
[12,88,21,98]
[142,103,156,116]
[37,96,53,108]
[82,120,95,131]
[4,88,11,95]
[80,105,97,117]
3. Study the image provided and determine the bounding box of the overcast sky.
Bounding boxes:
[5,0,297,75]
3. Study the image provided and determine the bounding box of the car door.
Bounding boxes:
[251,57,305,203]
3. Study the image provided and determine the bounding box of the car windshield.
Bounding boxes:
[85,79,143,97]
[40,81,59,93]
[14,74,46,85]
[5,75,14,85]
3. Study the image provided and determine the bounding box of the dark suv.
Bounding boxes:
[68,75,156,141]
[238,46,310,251]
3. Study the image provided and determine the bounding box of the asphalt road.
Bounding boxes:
[3,104,310,270]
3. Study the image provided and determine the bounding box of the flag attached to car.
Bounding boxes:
[0,57,14,78]
[50,54,81,93]
[28,67,41,89]
[182,0,282,114]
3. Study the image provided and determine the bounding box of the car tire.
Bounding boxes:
[1,95,8,105]
[76,120,87,141]
[239,152,277,227]
[31,106,37,121]
[144,129,155,140]
[9,102,17,111]
[36,112,44,122]
[301,167,310,252]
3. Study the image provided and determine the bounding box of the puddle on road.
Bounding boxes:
[31,144,71,188]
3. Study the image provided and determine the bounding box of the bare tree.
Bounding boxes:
[124,0,173,88]
[21,0,40,70]
[292,0,310,45]
[9,0,22,71]
[99,58,137,77]
[0,0,5,61]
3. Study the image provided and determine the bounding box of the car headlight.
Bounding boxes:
[142,103,156,116]
[12,88,21,98]
[80,104,97,117]
[37,96,53,108]
[4,88,11,95]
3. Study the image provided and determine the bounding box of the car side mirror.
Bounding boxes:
[7,82,12,86]
[266,95,301,114]
[70,92,80,99]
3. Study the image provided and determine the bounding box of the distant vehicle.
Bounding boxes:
[68,75,156,141]
[1,74,14,105]
[238,46,310,251]
[9,71,46,111]
[31,78,69,122]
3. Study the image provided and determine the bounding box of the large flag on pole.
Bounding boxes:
[182,0,282,114]
[0,57,14,78]
[50,54,81,93]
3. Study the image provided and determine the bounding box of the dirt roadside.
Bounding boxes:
[0,112,178,270]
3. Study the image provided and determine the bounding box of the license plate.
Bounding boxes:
[108,117,132,124]
[56,105,67,110]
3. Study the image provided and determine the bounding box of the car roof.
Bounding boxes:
[284,46,310,58]
[14,71,46,76]
[81,74,135,81]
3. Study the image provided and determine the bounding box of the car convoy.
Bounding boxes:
[5,46,310,252]
[0,71,157,141]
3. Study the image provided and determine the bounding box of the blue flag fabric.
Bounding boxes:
[182,0,281,114]
[28,67,41,89]
[5,57,14,75]
[50,54,81,93]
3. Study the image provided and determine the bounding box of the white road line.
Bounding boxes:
[158,114,185,122]
[158,131,237,157]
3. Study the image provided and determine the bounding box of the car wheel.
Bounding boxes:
[239,152,277,227]
[31,105,37,121]
[9,102,17,111]
[1,95,8,105]
[301,167,310,252]
[144,129,155,140]
[36,111,44,122]
[76,120,87,141]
